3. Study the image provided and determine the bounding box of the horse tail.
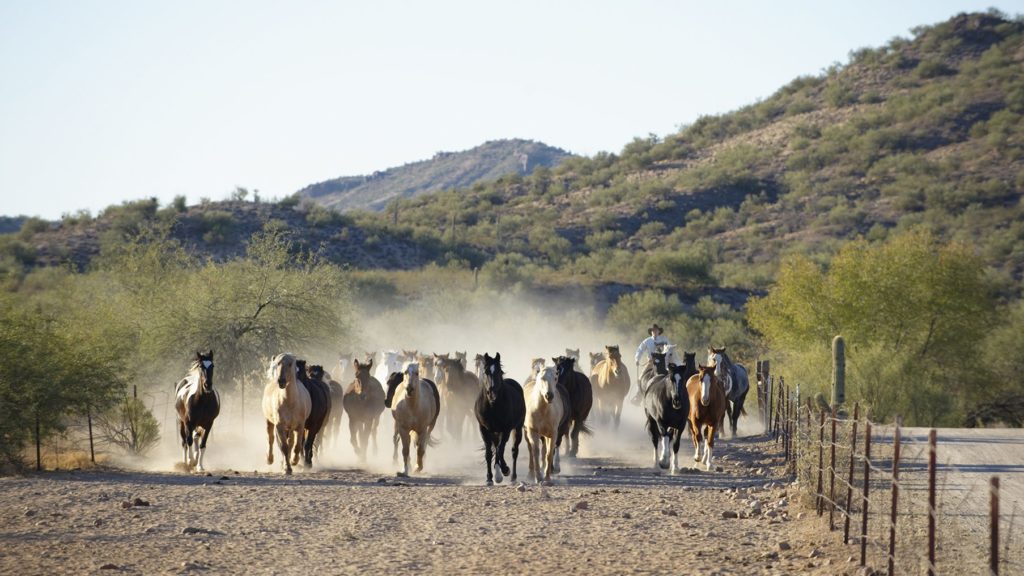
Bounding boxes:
[576,419,593,436]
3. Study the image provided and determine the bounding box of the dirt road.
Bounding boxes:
[0,427,863,576]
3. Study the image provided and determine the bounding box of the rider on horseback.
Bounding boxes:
[632,323,670,404]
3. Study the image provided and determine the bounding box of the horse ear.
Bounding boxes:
[367,359,374,369]
[206,350,213,359]
[669,363,677,370]
[494,352,501,362]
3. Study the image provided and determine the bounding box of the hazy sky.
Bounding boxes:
[2,1,1021,219]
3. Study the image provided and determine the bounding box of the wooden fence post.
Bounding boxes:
[928,428,937,576]
[861,420,872,567]
[829,407,837,530]
[844,403,860,544]
[991,476,1000,576]
[888,425,901,576]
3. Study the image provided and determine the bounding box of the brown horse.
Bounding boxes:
[686,364,726,471]
[591,345,631,429]
[298,362,332,467]
[343,359,385,461]
[263,353,311,475]
[435,356,479,442]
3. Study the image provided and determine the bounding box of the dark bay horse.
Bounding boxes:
[343,358,385,461]
[435,356,479,442]
[297,360,332,468]
[643,362,692,474]
[552,355,592,458]
[475,353,525,485]
[175,350,220,472]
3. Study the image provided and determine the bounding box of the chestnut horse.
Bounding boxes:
[591,345,631,428]
[263,353,311,475]
[344,359,385,461]
[686,365,726,471]
[174,350,220,472]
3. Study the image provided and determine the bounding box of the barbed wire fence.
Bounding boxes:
[756,364,1020,575]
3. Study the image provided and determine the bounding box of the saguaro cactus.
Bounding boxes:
[832,335,846,408]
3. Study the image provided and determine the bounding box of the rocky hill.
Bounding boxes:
[298,139,574,212]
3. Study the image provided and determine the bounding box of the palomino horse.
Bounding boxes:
[263,353,311,475]
[588,352,603,375]
[297,361,332,467]
[633,351,669,405]
[343,359,385,461]
[475,353,525,485]
[524,367,569,484]
[687,364,727,471]
[643,362,691,474]
[386,363,440,476]
[552,356,592,458]
[591,345,631,429]
[707,347,750,438]
[435,356,479,442]
[174,350,220,472]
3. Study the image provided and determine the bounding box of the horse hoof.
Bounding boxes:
[485,479,493,486]
[395,471,408,478]
[284,468,292,476]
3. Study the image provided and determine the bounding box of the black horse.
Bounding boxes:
[633,351,669,405]
[642,362,693,473]
[296,360,332,468]
[552,356,593,458]
[474,353,525,485]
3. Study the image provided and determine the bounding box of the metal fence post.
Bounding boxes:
[888,425,901,576]
[991,476,1000,576]
[844,403,860,544]
[928,429,937,576]
[817,410,825,516]
[829,407,837,530]
[861,420,872,567]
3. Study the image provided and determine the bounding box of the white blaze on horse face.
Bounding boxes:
[202,360,213,369]
[701,373,712,406]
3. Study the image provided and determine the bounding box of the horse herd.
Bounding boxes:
[173,345,750,484]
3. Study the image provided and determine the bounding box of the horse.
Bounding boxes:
[643,362,692,474]
[588,352,603,373]
[522,357,546,389]
[707,347,750,438]
[386,363,440,476]
[633,351,669,405]
[400,349,419,368]
[454,351,467,367]
[687,364,727,471]
[343,358,385,461]
[591,345,631,428]
[552,356,592,458]
[417,353,437,381]
[263,353,311,475]
[374,350,403,384]
[435,356,479,442]
[475,353,525,485]
[174,350,220,472]
[523,367,569,484]
[335,352,357,386]
[321,368,347,450]
[565,348,581,370]
[298,362,333,467]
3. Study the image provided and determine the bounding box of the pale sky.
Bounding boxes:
[1,1,1020,219]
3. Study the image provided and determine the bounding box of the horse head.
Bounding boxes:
[306,364,325,384]
[482,353,504,401]
[589,352,603,371]
[668,363,688,411]
[707,347,732,397]
[295,359,309,384]
[536,367,557,403]
[402,362,420,398]
[606,345,621,361]
[683,352,697,372]
[552,356,575,387]
[455,351,467,367]
[565,348,580,368]
[474,354,486,380]
[651,352,668,375]
[401,349,418,364]
[384,371,403,408]
[195,350,214,391]
[696,364,717,407]
[530,357,546,375]
[271,353,295,389]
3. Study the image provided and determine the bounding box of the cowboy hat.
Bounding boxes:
[648,323,663,335]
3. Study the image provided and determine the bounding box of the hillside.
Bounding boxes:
[298,139,574,212]
[4,11,1024,302]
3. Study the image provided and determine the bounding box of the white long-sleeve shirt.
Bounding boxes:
[634,335,670,366]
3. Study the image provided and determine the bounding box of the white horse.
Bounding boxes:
[374,350,403,384]
[262,353,311,475]
[524,367,566,484]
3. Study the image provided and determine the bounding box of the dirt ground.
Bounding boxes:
[0,414,879,576]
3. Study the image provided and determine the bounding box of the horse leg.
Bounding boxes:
[510,426,521,483]
[613,397,622,430]
[276,424,293,475]
[415,429,427,473]
[266,421,275,465]
[348,416,361,461]
[494,430,510,483]
[398,429,411,477]
[704,424,715,471]
[645,416,661,470]
[179,421,190,468]
[670,428,681,474]
[369,415,379,456]
[303,428,315,468]
[481,426,494,486]
[569,419,580,459]
[525,429,537,483]
[731,395,745,439]
[291,430,303,466]
[543,432,555,483]
[197,424,212,472]
[690,420,702,462]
